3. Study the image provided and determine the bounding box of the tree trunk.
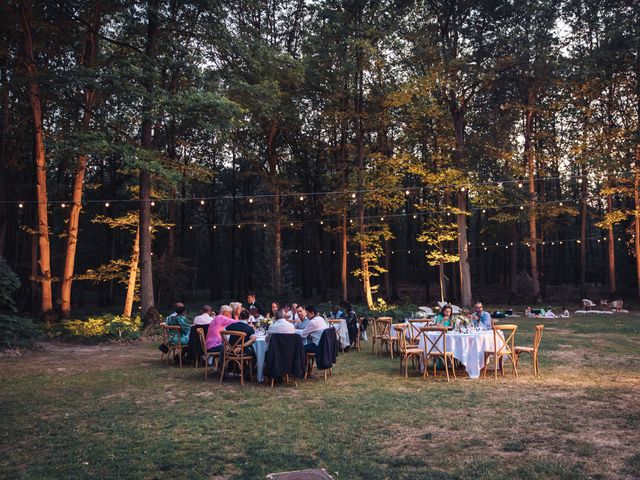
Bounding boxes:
[138,0,159,316]
[60,5,100,317]
[273,193,282,296]
[340,210,348,301]
[525,93,540,301]
[579,172,587,297]
[123,226,140,317]
[607,188,616,294]
[635,147,640,299]
[0,66,9,258]
[452,109,472,307]
[19,4,53,313]
[509,222,518,302]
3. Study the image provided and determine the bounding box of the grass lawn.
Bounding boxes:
[1,315,639,479]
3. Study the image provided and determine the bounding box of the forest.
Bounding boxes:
[1,0,639,318]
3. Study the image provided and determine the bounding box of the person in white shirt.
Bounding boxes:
[193,305,214,325]
[265,308,295,344]
[299,305,328,353]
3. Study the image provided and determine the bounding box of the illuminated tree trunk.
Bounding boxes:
[452,109,472,307]
[525,90,540,301]
[61,5,100,317]
[139,0,159,316]
[273,192,282,296]
[607,188,616,294]
[579,172,587,298]
[19,3,52,313]
[123,226,140,317]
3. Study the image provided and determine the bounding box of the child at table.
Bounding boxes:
[434,305,454,327]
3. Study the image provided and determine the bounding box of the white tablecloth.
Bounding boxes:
[253,322,347,383]
[418,330,503,379]
[327,318,350,349]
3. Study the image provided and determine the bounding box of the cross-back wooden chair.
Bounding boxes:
[219,330,255,386]
[394,324,424,378]
[196,328,219,380]
[407,320,426,346]
[161,323,187,367]
[514,324,544,377]
[420,326,456,382]
[483,324,518,379]
[327,319,344,352]
[372,317,394,358]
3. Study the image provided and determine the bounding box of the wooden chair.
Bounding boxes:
[305,352,332,381]
[161,323,187,368]
[372,317,394,358]
[514,324,544,377]
[483,324,518,379]
[394,324,424,378]
[327,319,344,352]
[219,330,255,386]
[407,320,426,346]
[420,326,456,382]
[196,328,219,380]
[611,299,624,313]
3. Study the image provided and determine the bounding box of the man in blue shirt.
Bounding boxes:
[471,302,493,330]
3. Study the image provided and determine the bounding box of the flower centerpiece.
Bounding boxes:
[414,310,429,320]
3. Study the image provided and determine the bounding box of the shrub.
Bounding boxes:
[0,315,43,350]
[0,257,20,312]
[52,314,142,342]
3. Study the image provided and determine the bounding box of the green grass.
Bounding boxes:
[1,315,639,479]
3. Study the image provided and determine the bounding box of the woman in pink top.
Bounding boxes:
[205,305,236,352]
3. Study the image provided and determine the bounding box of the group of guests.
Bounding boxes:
[164,293,361,367]
[433,302,494,329]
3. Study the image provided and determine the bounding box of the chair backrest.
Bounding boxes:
[612,299,623,310]
[376,317,392,337]
[328,319,342,328]
[407,320,426,344]
[533,324,544,351]
[420,326,448,357]
[493,324,517,355]
[162,323,184,346]
[393,324,409,352]
[196,327,207,354]
[220,330,247,358]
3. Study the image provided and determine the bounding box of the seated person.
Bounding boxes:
[205,305,236,354]
[193,305,214,325]
[291,303,299,322]
[299,305,328,354]
[225,319,257,357]
[328,304,344,319]
[544,308,557,318]
[281,304,294,321]
[230,302,243,321]
[265,308,295,344]
[560,307,570,318]
[267,301,280,319]
[166,306,190,345]
[165,301,185,322]
[341,301,359,347]
[470,302,492,330]
[248,306,264,324]
[294,305,310,330]
[239,308,252,324]
[434,304,454,327]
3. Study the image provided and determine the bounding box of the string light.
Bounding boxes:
[517,182,523,188]
[18,203,23,208]
[405,190,410,195]
[151,201,155,207]
[61,203,66,208]
[200,200,205,205]
[351,193,356,199]
[299,195,304,201]
[249,198,254,203]
[105,202,109,207]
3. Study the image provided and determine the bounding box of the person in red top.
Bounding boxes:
[205,305,236,353]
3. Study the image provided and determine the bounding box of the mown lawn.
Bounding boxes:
[1,316,639,479]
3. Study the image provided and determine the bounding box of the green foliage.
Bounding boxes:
[0,315,43,350]
[52,314,142,342]
[0,257,20,312]
[418,221,460,267]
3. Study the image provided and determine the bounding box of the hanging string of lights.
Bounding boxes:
[286,233,635,255]
[3,169,631,207]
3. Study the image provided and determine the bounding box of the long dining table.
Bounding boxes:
[391,321,504,378]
